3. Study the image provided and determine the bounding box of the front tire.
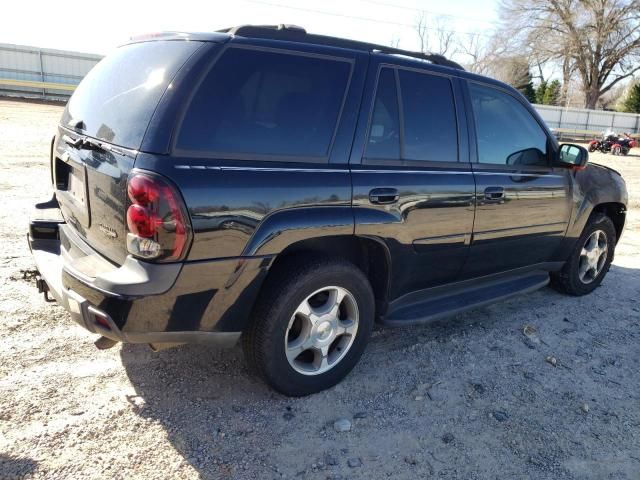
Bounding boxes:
[551,213,616,296]
[243,257,375,396]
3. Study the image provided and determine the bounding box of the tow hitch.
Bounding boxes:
[34,274,55,302]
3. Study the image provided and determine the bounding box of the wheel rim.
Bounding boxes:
[578,229,608,284]
[285,286,359,376]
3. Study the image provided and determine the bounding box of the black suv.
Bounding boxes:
[28,25,628,396]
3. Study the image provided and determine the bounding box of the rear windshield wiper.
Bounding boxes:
[62,134,101,151]
[61,134,125,155]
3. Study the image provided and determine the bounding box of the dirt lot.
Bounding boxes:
[0,98,639,480]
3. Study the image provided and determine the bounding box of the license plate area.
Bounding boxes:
[55,155,91,227]
[68,169,86,205]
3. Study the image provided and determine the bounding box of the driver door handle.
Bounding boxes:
[369,188,399,205]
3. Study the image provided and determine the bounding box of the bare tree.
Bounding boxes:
[457,33,487,73]
[415,13,458,57]
[560,56,576,104]
[599,83,626,109]
[416,13,429,53]
[457,32,509,75]
[531,52,551,83]
[499,0,640,109]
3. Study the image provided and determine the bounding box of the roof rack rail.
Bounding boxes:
[217,24,307,37]
[216,24,464,70]
[371,47,464,70]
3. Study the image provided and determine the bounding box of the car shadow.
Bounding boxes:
[119,263,640,479]
[119,342,283,478]
[0,454,38,479]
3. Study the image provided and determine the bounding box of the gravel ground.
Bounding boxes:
[1,98,639,480]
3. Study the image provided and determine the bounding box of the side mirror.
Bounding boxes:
[558,144,588,170]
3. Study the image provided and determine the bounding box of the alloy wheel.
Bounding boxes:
[578,229,608,284]
[285,286,359,375]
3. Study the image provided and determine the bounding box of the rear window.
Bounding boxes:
[175,47,352,159]
[62,41,200,149]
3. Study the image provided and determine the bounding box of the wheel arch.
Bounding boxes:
[592,202,626,244]
[264,235,392,319]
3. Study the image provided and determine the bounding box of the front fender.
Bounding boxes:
[560,163,627,256]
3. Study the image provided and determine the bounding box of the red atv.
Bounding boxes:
[589,133,637,155]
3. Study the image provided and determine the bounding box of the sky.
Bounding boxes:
[1,0,500,57]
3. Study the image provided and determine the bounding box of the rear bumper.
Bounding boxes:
[28,201,271,346]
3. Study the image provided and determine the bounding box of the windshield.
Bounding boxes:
[61,41,201,149]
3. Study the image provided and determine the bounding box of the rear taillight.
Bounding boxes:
[125,171,192,262]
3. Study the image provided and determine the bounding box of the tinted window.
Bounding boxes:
[399,70,458,162]
[366,68,400,160]
[176,48,351,158]
[469,83,548,166]
[62,41,199,149]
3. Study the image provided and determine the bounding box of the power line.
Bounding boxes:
[239,0,494,38]
[356,0,495,24]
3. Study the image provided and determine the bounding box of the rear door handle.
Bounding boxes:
[484,186,504,200]
[369,188,399,205]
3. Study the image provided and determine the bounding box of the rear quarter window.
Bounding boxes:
[62,41,200,149]
[175,47,352,160]
[366,68,401,161]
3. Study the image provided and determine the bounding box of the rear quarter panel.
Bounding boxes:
[133,156,354,260]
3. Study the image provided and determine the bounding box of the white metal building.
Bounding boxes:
[0,43,102,101]
[535,104,640,135]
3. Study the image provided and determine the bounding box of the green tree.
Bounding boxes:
[542,80,561,106]
[535,81,548,104]
[520,82,536,103]
[623,83,640,113]
[495,56,537,103]
[534,80,562,105]
[516,69,537,103]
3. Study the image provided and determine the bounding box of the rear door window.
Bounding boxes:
[398,70,458,162]
[176,47,352,159]
[62,41,200,149]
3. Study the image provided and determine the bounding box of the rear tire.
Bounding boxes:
[551,213,616,296]
[243,257,375,396]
